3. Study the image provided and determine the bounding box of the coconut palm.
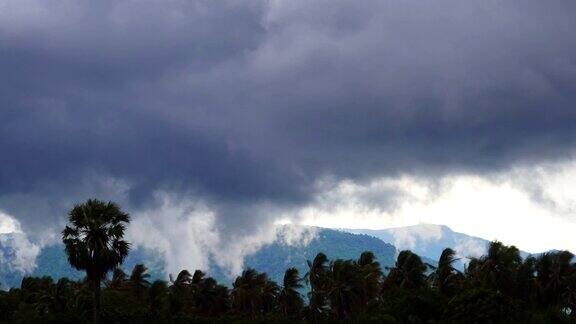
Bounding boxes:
[169,270,192,314]
[327,259,363,319]
[34,278,72,315]
[535,250,575,307]
[148,280,169,320]
[357,251,383,308]
[429,248,463,296]
[305,252,330,322]
[278,267,304,317]
[384,250,428,290]
[260,272,280,313]
[515,256,537,302]
[107,268,127,290]
[62,199,130,324]
[129,264,151,301]
[231,268,278,318]
[196,277,230,316]
[187,270,229,315]
[466,241,521,296]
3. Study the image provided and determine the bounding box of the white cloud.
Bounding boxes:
[128,192,318,278]
[300,161,576,254]
[127,192,220,277]
[0,211,40,274]
[386,224,444,252]
[0,211,20,234]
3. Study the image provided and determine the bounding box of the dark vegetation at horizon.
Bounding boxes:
[0,200,575,323]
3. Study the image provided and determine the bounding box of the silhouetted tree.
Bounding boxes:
[4,217,574,324]
[62,199,130,324]
[305,252,330,322]
[148,280,168,320]
[231,268,278,318]
[129,264,151,301]
[196,277,229,316]
[466,241,521,295]
[107,268,127,290]
[429,248,463,296]
[327,259,362,319]
[535,250,575,308]
[356,251,383,309]
[169,269,192,314]
[385,250,428,290]
[278,267,304,317]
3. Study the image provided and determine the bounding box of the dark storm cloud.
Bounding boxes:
[1,0,576,233]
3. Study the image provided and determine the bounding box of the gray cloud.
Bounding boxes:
[1,0,576,250]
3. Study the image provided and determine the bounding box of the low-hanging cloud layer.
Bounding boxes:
[1,0,576,274]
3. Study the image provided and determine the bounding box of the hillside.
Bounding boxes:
[1,228,396,288]
[346,224,489,262]
[238,228,396,285]
[343,224,548,271]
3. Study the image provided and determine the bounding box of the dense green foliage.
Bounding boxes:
[1,201,574,323]
[1,243,575,323]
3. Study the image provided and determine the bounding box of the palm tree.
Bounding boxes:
[356,251,383,309]
[34,278,72,315]
[384,250,428,290]
[148,280,168,320]
[231,268,278,318]
[429,248,463,296]
[515,256,537,302]
[466,241,521,296]
[62,199,130,324]
[260,272,280,314]
[278,268,304,317]
[305,252,330,322]
[66,278,93,319]
[107,268,127,290]
[129,264,151,301]
[196,277,230,316]
[190,269,206,312]
[169,270,192,314]
[535,250,575,307]
[187,270,228,315]
[327,259,362,319]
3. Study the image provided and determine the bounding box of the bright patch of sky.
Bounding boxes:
[290,161,576,254]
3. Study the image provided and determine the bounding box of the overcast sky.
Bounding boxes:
[1,0,576,274]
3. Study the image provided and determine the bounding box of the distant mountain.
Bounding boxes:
[5,224,545,289]
[346,224,490,263]
[1,227,397,289]
[236,227,397,285]
[0,234,166,289]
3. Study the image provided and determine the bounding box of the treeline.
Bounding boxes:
[1,245,576,323]
[0,199,575,323]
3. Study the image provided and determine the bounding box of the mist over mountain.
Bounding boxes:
[0,224,553,289]
[2,227,397,288]
[347,224,489,260]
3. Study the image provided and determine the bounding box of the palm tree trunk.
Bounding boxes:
[93,278,101,324]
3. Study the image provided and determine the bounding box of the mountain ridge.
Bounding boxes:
[0,224,554,289]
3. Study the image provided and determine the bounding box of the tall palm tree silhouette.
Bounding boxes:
[429,248,462,296]
[535,250,575,307]
[278,267,304,317]
[305,252,329,322]
[384,250,428,290]
[467,241,521,295]
[356,251,382,309]
[327,259,362,319]
[231,268,278,318]
[62,199,130,324]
